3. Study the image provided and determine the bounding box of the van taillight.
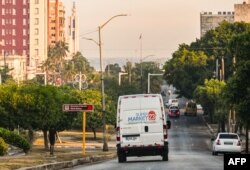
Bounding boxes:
[163,125,167,139]
[216,139,220,145]
[116,127,120,141]
[237,140,241,146]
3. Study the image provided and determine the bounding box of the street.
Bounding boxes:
[70,113,224,170]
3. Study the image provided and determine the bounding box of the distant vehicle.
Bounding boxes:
[165,99,179,108]
[168,106,180,118]
[211,133,241,155]
[196,104,203,114]
[184,101,197,116]
[116,94,171,163]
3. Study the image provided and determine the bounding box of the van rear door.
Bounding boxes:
[119,95,165,147]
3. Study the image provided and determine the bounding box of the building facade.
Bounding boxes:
[0,0,29,80]
[234,0,250,22]
[200,11,234,37]
[66,2,79,58]
[47,0,65,46]
[28,0,48,78]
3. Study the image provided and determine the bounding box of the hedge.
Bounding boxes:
[0,128,30,153]
[0,137,8,156]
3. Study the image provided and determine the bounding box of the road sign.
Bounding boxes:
[63,104,94,112]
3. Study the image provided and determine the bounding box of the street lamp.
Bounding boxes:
[82,14,127,151]
[148,73,163,93]
[99,14,127,151]
[140,54,155,93]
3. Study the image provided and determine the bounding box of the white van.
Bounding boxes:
[116,94,171,163]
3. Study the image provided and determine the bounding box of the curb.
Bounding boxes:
[201,115,214,136]
[16,153,117,170]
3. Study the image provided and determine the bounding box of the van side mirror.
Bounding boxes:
[167,120,171,129]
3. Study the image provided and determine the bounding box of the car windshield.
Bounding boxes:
[219,134,238,139]
[170,106,178,110]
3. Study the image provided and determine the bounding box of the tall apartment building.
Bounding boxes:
[234,0,250,22]
[67,2,79,57]
[200,11,234,37]
[47,0,65,46]
[0,0,29,80]
[28,0,48,78]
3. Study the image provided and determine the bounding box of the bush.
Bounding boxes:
[0,137,8,156]
[0,128,30,153]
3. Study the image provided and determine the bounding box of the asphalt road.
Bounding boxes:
[70,113,224,170]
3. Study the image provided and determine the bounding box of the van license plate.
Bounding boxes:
[125,137,138,141]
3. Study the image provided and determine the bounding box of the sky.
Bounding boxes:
[62,0,244,70]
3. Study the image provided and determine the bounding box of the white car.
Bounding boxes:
[211,133,241,155]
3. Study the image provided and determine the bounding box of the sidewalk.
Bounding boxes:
[201,115,249,153]
[0,132,117,170]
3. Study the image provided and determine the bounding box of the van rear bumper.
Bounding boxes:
[117,142,168,157]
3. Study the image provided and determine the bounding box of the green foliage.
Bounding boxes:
[164,45,209,99]
[0,128,30,153]
[0,137,8,156]
[224,61,250,126]
[194,79,226,123]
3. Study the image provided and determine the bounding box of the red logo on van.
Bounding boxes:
[148,111,156,120]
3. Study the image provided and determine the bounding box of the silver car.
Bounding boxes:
[211,133,241,155]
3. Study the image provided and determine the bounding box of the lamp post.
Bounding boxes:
[83,14,126,151]
[140,54,155,93]
[148,73,163,93]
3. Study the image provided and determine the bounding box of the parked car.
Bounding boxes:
[168,106,180,118]
[211,132,242,155]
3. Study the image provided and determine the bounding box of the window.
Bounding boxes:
[23,18,26,25]
[35,18,39,25]
[35,28,39,35]
[2,0,5,5]
[23,29,26,35]
[35,49,39,56]
[13,9,16,15]
[12,29,16,35]
[35,8,39,14]
[35,0,39,4]
[12,39,15,46]
[12,19,16,25]
[35,39,38,45]
[12,49,15,54]
[23,8,26,15]
[1,29,5,36]
[23,39,26,46]
[23,50,26,55]
[2,8,5,15]
[23,0,26,5]
[2,19,4,25]
[13,0,16,5]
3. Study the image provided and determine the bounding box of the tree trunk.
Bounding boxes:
[43,130,49,150]
[245,125,249,153]
[221,120,226,132]
[28,128,34,145]
[92,127,96,140]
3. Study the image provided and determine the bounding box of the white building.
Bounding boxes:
[28,0,48,79]
[66,2,79,59]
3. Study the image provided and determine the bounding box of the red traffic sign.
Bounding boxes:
[63,104,94,112]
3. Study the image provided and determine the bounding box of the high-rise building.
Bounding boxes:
[200,11,234,37]
[28,0,48,78]
[0,0,30,80]
[234,1,250,22]
[67,2,79,57]
[47,0,65,46]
